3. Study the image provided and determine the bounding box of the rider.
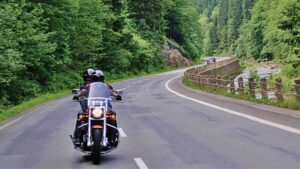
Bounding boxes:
[93,70,115,97]
[93,70,119,147]
[73,68,95,143]
[73,69,118,147]
[81,68,95,89]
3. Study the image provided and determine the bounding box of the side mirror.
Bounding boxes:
[115,90,123,95]
[72,89,80,94]
[116,95,122,101]
[72,95,79,101]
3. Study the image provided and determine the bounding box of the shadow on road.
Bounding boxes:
[76,154,118,165]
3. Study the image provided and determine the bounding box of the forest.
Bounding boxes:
[0,0,299,108]
[196,0,299,62]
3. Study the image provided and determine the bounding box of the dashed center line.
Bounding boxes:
[118,128,127,137]
[134,158,149,169]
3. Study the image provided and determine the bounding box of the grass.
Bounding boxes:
[0,90,70,122]
[0,64,200,123]
[182,78,300,110]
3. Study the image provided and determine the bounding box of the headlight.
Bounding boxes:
[92,108,103,119]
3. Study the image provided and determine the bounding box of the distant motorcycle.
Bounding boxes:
[70,82,119,164]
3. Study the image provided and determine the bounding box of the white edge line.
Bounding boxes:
[165,76,300,135]
[134,158,149,169]
[118,128,127,137]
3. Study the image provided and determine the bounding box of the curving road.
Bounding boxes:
[1,68,300,169]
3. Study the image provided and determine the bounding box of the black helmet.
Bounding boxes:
[93,70,105,82]
[83,68,95,83]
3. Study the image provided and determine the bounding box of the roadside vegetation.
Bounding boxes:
[0,0,299,119]
[196,0,299,85]
[0,0,202,111]
[183,78,300,110]
[184,0,300,109]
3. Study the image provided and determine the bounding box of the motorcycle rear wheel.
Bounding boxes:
[92,129,102,164]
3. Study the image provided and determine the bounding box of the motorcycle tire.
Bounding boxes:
[92,129,102,164]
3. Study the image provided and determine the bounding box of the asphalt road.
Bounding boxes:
[1,68,300,169]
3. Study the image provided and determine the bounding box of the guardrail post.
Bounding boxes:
[222,76,227,91]
[198,75,203,87]
[204,75,208,87]
[248,78,256,97]
[238,77,244,94]
[208,75,211,88]
[197,74,200,86]
[200,75,204,86]
[216,76,221,88]
[260,78,268,100]
[209,75,214,88]
[275,78,284,101]
[212,76,217,88]
[230,77,235,94]
[294,80,300,102]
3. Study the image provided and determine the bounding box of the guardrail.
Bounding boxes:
[184,58,300,102]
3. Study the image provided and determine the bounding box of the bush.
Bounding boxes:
[281,64,300,78]
[250,70,260,82]
[7,79,41,104]
[44,72,81,92]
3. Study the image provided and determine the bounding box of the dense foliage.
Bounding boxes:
[1,0,299,108]
[0,0,201,107]
[196,0,299,63]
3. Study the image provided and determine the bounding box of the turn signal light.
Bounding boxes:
[79,114,85,121]
[111,114,116,120]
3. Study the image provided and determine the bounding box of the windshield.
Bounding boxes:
[88,82,110,98]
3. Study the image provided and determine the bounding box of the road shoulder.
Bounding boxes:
[168,76,300,130]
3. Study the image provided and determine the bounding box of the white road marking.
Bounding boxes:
[165,76,300,135]
[134,158,149,169]
[0,103,52,130]
[118,128,127,137]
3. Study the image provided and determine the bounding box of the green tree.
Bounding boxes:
[227,0,243,52]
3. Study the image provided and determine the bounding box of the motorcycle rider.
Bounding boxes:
[82,68,95,88]
[93,70,119,147]
[73,68,95,144]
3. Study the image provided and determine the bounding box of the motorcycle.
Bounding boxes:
[70,82,119,164]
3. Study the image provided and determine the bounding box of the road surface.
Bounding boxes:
[0,68,300,169]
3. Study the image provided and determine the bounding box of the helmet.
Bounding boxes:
[93,70,105,82]
[83,68,95,83]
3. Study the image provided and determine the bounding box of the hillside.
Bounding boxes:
[196,0,299,64]
[0,0,201,107]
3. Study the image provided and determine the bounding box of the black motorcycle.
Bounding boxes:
[70,82,119,164]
